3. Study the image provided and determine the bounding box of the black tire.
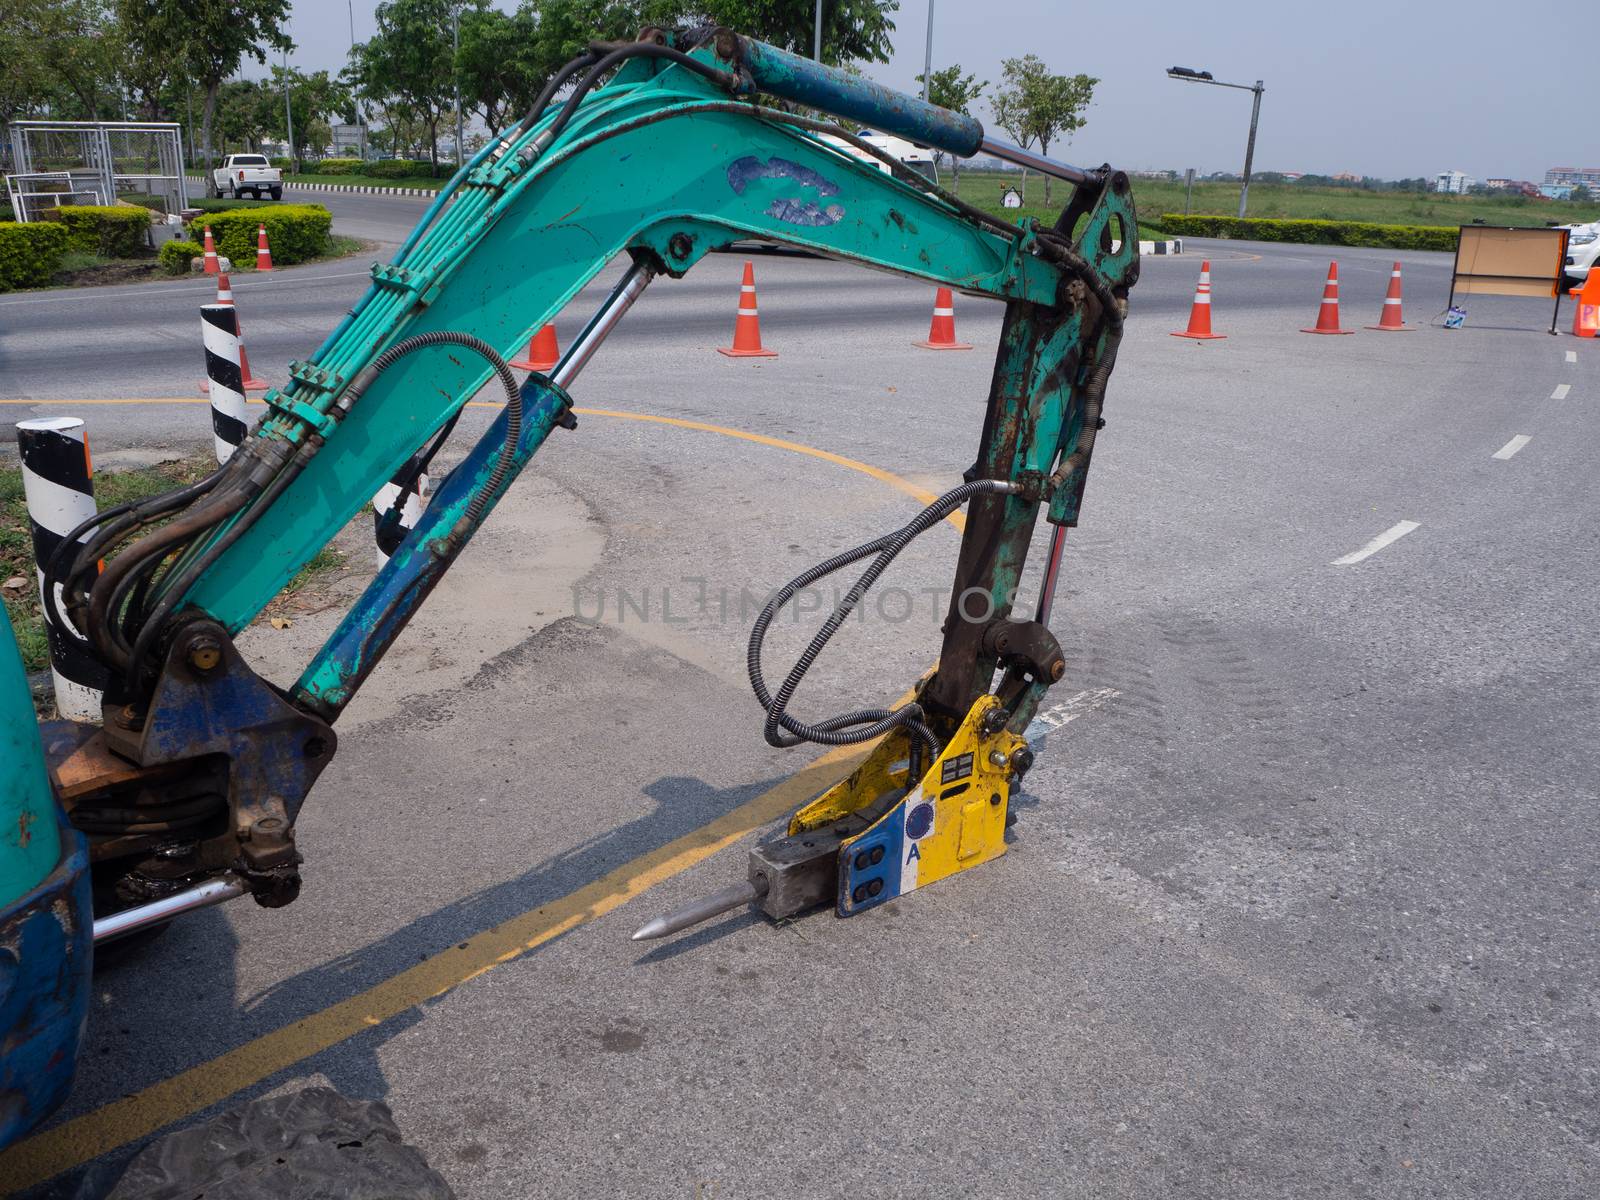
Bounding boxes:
[270,186,283,201]
[108,1087,455,1199]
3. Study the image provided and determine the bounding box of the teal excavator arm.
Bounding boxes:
[3,26,1136,1144]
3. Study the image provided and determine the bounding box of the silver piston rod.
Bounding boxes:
[93,875,246,944]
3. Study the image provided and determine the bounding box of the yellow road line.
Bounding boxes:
[0,401,962,1187]
[0,745,870,1190]
[0,400,964,532]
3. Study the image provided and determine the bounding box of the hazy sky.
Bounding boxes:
[272,0,1582,181]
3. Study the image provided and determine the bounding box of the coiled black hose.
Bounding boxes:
[747,479,1017,768]
[344,329,523,532]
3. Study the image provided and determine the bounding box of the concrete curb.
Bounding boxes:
[187,173,436,198]
[1141,239,1183,255]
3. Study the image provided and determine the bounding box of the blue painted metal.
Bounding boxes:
[0,613,91,1151]
[0,811,91,1152]
[293,374,575,714]
[732,37,984,158]
[835,798,905,916]
[0,606,92,1153]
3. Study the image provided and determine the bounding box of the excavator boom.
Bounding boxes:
[0,27,1137,1148]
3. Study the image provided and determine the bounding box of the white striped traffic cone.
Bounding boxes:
[256,223,274,271]
[914,287,973,350]
[717,261,777,357]
[201,225,220,275]
[202,272,268,391]
[1302,262,1354,334]
[1366,262,1410,331]
[1172,260,1225,339]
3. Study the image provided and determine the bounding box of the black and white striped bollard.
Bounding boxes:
[372,473,428,569]
[201,302,249,463]
[17,417,108,721]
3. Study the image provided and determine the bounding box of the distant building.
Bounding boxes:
[1331,171,1362,183]
[1485,178,1543,197]
[330,123,367,157]
[1546,166,1600,188]
[1541,183,1574,200]
[1433,170,1472,194]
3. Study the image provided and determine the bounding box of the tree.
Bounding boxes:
[353,0,482,172]
[993,55,1096,204]
[915,64,984,193]
[0,0,121,124]
[685,0,898,66]
[117,0,292,194]
[455,6,544,135]
[264,67,351,168]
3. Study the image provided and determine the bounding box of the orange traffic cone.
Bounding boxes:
[914,287,973,350]
[1171,260,1224,339]
[1366,262,1410,331]
[511,324,560,371]
[717,261,777,358]
[255,224,273,271]
[1302,262,1354,334]
[1569,271,1600,337]
[210,272,268,391]
[202,225,219,275]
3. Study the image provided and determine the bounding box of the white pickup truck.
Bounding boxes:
[212,154,283,200]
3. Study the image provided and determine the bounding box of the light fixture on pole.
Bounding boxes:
[1166,66,1264,219]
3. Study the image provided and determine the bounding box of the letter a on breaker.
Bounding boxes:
[906,843,921,863]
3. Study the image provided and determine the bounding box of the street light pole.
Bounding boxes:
[349,0,366,162]
[282,50,294,169]
[1239,80,1263,219]
[922,0,935,102]
[1166,67,1265,219]
[814,0,822,61]
[452,5,464,165]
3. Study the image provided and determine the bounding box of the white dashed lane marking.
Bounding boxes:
[1492,435,1532,460]
[1332,520,1420,566]
[1025,687,1121,743]
[1566,351,1577,363]
[1551,383,1572,400]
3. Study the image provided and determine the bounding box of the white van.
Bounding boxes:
[819,130,939,185]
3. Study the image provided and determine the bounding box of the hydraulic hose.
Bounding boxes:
[747,479,1018,769]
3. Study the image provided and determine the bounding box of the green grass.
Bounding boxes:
[1,456,346,680]
[953,172,1600,239]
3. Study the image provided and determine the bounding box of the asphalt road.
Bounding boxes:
[2,190,1598,1198]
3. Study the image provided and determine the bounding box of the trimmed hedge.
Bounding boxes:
[45,205,150,256]
[187,204,331,266]
[189,197,275,213]
[1159,214,1457,252]
[0,221,70,290]
[367,158,433,179]
[316,158,364,175]
[160,239,203,275]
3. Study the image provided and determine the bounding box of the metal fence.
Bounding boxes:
[5,121,188,221]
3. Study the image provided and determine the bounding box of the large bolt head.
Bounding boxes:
[186,635,223,673]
